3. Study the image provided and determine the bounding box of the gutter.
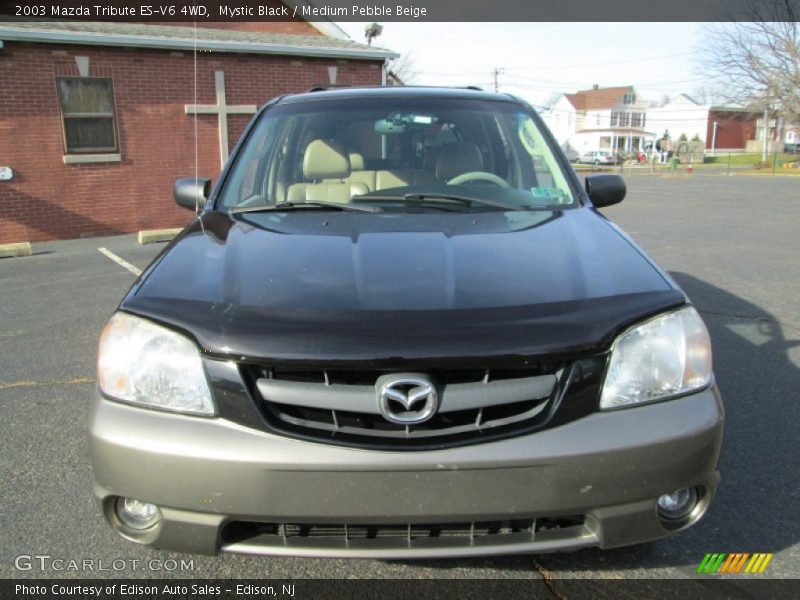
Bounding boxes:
[0,27,398,61]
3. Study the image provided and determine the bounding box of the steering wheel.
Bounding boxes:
[447,171,510,187]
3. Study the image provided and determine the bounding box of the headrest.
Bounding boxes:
[303,139,350,180]
[348,151,365,171]
[435,142,484,180]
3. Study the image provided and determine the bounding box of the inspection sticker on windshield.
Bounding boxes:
[530,187,564,200]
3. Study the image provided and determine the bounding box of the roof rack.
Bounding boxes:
[305,85,356,93]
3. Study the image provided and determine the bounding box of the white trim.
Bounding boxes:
[0,27,398,60]
[74,55,89,77]
[63,153,121,164]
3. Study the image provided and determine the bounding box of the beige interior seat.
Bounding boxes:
[344,151,376,192]
[287,140,368,202]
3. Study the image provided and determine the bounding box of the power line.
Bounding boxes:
[500,52,695,71]
[418,52,695,77]
[502,73,706,89]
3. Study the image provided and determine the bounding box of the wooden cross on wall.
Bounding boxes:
[185,71,257,169]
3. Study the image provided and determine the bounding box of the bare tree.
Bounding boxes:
[690,85,728,106]
[386,51,421,85]
[541,92,563,110]
[697,1,799,122]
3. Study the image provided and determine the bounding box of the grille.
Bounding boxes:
[246,365,565,449]
[221,516,587,550]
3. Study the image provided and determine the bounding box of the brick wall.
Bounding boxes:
[0,41,382,243]
[705,111,757,150]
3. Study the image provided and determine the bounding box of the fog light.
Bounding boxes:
[657,487,698,520]
[115,497,161,530]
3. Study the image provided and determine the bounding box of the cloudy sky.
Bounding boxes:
[336,22,709,107]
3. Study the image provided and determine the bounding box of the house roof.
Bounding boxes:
[0,21,397,61]
[564,86,634,111]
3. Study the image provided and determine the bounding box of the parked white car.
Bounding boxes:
[577,151,617,165]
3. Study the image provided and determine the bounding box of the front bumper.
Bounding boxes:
[90,386,723,558]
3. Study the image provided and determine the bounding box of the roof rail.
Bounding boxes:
[305,84,358,93]
[463,86,483,91]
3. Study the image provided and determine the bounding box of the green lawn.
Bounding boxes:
[704,152,799,166]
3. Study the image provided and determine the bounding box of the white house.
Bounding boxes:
[647,94,710,144]
[543,85,655,156]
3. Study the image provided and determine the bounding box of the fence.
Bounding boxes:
[574,151,799,177]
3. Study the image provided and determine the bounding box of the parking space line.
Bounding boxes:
[0,376,95,390]
[98,247,142,276]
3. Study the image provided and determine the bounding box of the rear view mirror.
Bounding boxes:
[174,177,211,212]
[585,174,626,208]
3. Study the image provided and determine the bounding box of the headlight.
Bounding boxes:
[97,312,215,415]
[600,306,712,409]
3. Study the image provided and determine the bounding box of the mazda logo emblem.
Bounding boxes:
[377,375,439,425]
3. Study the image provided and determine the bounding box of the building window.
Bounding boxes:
[56,77,118,153]
[623,92,635,105]
[610,112,619,127]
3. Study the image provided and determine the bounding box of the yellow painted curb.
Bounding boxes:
[0,242,32,258]
[137,228,182,245]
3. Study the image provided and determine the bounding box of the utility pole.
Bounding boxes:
[762,96,770,163]
[492,68,504,92]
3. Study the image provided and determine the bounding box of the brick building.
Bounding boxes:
[647,95,759,152]
[0,15,395,244]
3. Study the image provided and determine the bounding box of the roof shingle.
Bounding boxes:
[565,86,633,110]
[0,20,396,59]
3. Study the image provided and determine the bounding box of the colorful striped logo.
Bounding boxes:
[697,553,773,574]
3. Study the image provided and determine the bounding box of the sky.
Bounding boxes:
[336,22,709,108]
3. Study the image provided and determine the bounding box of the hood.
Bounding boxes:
[122,209,683,365]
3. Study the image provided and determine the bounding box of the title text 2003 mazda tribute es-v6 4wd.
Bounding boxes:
[92,87,723,558]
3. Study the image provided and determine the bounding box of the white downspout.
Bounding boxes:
[711,122,718,155]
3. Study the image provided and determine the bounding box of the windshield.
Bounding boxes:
[220,96,577,212]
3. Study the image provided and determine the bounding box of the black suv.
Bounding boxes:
[92,87,723,558]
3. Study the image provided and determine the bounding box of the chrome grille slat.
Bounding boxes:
[274,399,550,438]
[248,364,565,448]
[256,373,556,414]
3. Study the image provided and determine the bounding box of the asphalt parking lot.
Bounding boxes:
[1,173,798,584]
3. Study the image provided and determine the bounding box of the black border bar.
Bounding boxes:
[1,0,798,22]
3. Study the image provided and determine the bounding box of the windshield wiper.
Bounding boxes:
[230,201,381,214]
[402,193,523,212]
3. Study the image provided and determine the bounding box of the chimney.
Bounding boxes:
[592,84,599,90]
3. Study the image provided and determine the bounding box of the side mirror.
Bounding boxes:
[174,177,211,212]
[585,174,626,208]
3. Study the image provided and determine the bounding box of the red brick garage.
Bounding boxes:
[0,20,394,244]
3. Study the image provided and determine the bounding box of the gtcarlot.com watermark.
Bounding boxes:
[14,554,195,573]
